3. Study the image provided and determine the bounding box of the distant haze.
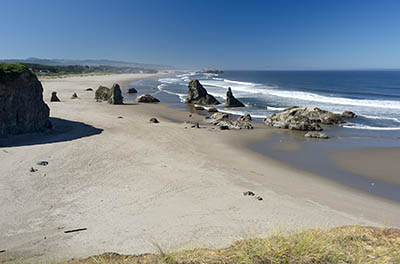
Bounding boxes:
[1,0,400,70]
[0,57,173,70]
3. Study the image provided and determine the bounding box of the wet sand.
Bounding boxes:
[330,147,400,186]
[1,74,400,262]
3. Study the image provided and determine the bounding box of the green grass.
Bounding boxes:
[2,226,399,264]
[69,225,400,264]
[0,63,32,83]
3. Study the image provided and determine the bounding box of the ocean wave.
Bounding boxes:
[223,79,258,86]
[360,115,400,123]
[157,84,186,102]
[342,123,400,130]
[158,78,181,84]
[266,90,400,110]
[215,108,268,118]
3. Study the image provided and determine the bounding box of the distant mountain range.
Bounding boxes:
[0,57,173,70]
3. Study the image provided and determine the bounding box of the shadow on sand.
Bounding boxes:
[0,117,103,148]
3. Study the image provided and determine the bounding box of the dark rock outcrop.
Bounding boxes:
[95,86,110,101]
[71,92,79,99]
[206,112,253,130]
[0,63,50,136]
[263,106,344,131]
[304,131,329,139]
[207,108,218,113]
[185,79,220,105]
[342,111,357,118]
[136,94,160,103]
[149,118,159,123]
[238,114,252,122]
[225,87,245,107]
[127,87,137,94]
[50,92,60,102]
[85,88,93,91]
[108,83,123,105]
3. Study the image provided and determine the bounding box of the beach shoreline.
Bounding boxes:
[1,73,399,262]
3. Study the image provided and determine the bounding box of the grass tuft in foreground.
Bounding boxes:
[68,225,400,264]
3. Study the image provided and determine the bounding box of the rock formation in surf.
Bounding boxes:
[136,94,160,103]
[108,83,123,104]
[225,87,245,107]
[127,87,137,94]
[0,63,51,136]
[263,106,344,131]
[185,79,220,105]
[342,111,357,118]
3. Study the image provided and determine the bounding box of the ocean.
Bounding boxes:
[127,70,400,139]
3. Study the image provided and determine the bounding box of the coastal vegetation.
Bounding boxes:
[0,63,32,82]
[3,63,158,78]
[67,225,399,264]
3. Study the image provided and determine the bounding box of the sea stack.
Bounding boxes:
[0,63,51,136]
[225,87,245,107]
[108,83,123,104]
[185,79,220,105]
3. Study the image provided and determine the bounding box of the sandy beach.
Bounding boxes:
[1,73,400,262]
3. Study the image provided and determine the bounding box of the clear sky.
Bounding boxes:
[1,0,400,70]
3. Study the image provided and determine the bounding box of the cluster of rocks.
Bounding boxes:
[94,84,123,104]
[206,112,253,130]
[263,106,345,131]
[263,106,357,139]
[0,63,51,136]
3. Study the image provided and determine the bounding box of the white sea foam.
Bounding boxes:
[158,78,181,84]
[157,84,186,102]
[223,79,257,86]
[267,106,286,111]
[342,123,400,130]
[361,115,400,123]
[266,90,400,110]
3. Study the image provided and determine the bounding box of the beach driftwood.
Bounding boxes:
[0,250,6,253]
[64,228,87,234]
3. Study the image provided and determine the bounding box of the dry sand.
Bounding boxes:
[1,73,400,262]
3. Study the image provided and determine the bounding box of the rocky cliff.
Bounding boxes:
[0,63,50,136]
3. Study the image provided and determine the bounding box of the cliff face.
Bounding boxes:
[0,63,50,136]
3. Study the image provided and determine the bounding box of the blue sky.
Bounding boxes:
[1,0,400,70]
